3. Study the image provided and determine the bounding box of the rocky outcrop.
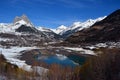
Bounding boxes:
[14,14,32,25]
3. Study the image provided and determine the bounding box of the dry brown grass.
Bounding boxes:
[80,48,120,80]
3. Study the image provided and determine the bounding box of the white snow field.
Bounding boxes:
[0,46,37,71]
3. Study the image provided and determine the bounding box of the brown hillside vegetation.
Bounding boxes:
[80,48,120,80]
[0,54,39,80]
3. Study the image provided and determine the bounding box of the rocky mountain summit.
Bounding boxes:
[0,15,61,47]
[14,14,33,26]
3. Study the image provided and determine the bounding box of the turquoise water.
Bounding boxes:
[68,54,86,65]
[35,54,86,67]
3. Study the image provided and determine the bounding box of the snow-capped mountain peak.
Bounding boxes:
[0,15,35,33]
[13,14,34,27]
[58,25,67,29]
[52,25,67,34]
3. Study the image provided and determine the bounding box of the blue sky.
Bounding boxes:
[0,0,120,28]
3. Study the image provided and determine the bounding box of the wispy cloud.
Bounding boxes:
[10,0,96,8]
[37,0,96,8]
[57,0,85,8]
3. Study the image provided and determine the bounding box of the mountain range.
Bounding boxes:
[54,16,106,38]
[0,15,62,46]
[1,9,120,47]
[0,14,105,41]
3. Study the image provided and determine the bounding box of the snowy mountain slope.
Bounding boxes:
[0,23,16,33]
[52,25,67,34]
[64,16,106,38]
[37,27,62,39]
[38,27,54,32]
[52,16,106,38]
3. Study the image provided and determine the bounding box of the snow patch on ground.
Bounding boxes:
[0,46,37,71]
[95,43,107,48]
[33,66,48,75]
[63,47,95,55]
[0,38,14,42]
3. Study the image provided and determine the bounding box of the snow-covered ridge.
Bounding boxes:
[70,16,106,31]
[37,27,53,32]
[53,16,106,35]
[0,23,13,32]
